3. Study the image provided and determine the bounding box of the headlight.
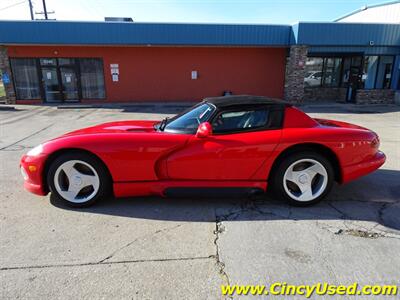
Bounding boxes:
[20,166,29,180]
[27,144,44,156]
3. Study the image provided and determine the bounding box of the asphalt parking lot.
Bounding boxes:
[0,103,399,299]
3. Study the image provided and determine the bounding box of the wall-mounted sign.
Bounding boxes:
[110,64,119,82]
[65,74,72,83]
[2,73,10,84]
[191,70,198,80]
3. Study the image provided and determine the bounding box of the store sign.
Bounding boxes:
[65,73,72,83]
[2,72,10,84]
[110,64,119,82]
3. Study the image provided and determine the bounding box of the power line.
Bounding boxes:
[0,0,28,12]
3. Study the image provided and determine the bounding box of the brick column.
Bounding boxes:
[0,46,16,104]
[284,45,308,103]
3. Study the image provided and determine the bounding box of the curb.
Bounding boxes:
[56,102,196,110]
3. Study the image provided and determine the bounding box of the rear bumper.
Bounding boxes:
[342,151,386,184]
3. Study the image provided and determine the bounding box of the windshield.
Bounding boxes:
[163,103,215,133]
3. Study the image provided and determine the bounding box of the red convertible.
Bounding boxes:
[20,95,385,207]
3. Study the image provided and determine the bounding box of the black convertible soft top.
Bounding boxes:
[203,95,291,108]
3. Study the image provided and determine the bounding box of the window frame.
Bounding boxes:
[210,104,284,135]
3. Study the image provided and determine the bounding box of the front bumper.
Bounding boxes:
[342,151,386,184]
[20,154,49,196]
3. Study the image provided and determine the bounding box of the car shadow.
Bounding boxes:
[50,169,400,231]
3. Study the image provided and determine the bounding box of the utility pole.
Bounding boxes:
[42,0,48,19]
[28,0,34,20]
[35,0,55,20]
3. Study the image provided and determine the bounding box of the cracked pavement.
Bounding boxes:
[0,104,399,299]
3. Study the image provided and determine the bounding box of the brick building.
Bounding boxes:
[0,16,399,105]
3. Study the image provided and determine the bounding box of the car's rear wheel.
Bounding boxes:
[47,152,110,207]
[271,151,334,206]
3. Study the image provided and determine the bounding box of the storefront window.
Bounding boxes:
[304,58,323,87]
[361,56,394,89]
[10,58,40,100]
[361,56,378,89]
[323,58,342,87]
[79,59,105,99]
[375,56,393,89]
[305,55,394,90]
[304,57,342,88]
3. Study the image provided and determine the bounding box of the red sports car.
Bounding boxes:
[20,95,385,207]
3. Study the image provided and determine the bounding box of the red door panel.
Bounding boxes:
[166,129,282,180]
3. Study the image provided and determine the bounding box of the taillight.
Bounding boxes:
[371,136,380,149]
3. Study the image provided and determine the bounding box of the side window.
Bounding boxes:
[212,108,270,134]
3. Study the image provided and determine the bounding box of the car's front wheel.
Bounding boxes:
[47,152,110,207]
[271,151,334,206]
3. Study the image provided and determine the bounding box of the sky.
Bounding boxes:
[0,0,393,24]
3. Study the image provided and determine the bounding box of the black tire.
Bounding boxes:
[270,151,334,206]
[47,152,111,207]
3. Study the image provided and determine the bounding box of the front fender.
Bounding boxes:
[40,132,190,182]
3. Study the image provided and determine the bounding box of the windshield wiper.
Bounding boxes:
[159,117,169,131]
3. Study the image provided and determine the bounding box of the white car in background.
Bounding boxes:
[304,71,322,87]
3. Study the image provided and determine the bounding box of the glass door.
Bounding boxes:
[343,56,363,103]
[41,67,63,102]
[60,67,79,102]
[40,58,80,103]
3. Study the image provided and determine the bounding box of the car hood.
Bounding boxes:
[63,120,159,136]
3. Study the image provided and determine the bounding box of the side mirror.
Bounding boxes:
[196,122,212,138]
